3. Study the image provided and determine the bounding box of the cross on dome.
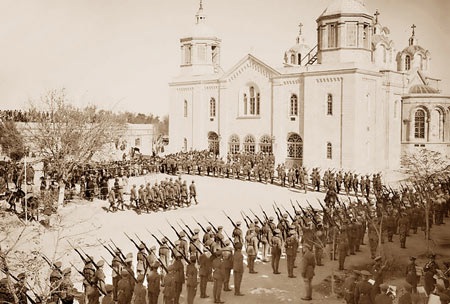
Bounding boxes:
[374,9,380,23]
[411,24,416,36]
[298,23,303,35]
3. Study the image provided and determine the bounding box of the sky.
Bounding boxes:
[0,0,449,116]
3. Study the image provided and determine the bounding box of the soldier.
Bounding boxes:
[107,188,116,212]
[374,284,392,304]
[285,230,297,278]
[300,243,315,301]
[343,270,360,304]
[353,174,359,195]
[131,274,147,304]
[222,240,233,292]
[186,256,198,304]
[50,261,63,304]
[130,184,138,209]
[372,256,386,300]
[232,221,244,244]
[354,270,373,304]
[199,247,212,299]
[101,285,114,304]
[189,181,198,205]
[314,223,326,266]
[212,249,225,304]
[368,218,379,259]
[338,228,349,271]
[136,244,147,276]
[117,270,133,304]
[261,220,271,262]
[60,268,75,304]
[246,230,258,274]
[385,213,396,242]
[233,242,245,296]
[163,266,176,304]
[147,262,161,304]
[405,256,418,293]
[172,252,184,304]
[398,213,409,248]
[14,273,28,304]
[159,238,170,280]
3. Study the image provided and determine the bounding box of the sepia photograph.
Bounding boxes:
[0,0,449,303]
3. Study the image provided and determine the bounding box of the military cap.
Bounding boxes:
[218,226,223,230]
[379,284,389,291]
[137,274,145,282]
[62,268,71,275]
[189,256,196,263]
[125,253,133,263]
[410,256,416,261]
[254,219,258,223]
[234,242,243,250]
[179,231,186,237]
[175,240,181,246]
[236,221,242,226]
[269,216,274,221]
[97,260,104,267]
[283,213,288,218]
[225,240,231,246]
[161,238,167,243]
[139,244,145,250]
[360,270,371,276]
[194,228,200,233]
[249,223,255,228]
[274,229,281,234]
[17,273,26,279]
[151,245,157,250]
[374,256,382,262]
[54,261,62,268]
[105,285,114,293]
[206,226,212,231]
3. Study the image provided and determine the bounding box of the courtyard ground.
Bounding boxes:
[1,172,449,304]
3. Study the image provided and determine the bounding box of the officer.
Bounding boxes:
[405,256,418,293]
[246,230,258,274]
[212,249,225,304]
[398,213,409,248]
[132,274,147,304]
[172,252,184,304]
[343,270,360,304]
[354,270,373,304]
[221,240,233,292]
[147,262,161,304]
[199,247,212,299]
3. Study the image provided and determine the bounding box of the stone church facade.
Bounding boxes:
[168,0,450,172]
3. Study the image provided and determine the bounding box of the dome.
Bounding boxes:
[318,0,370,19]
[408,84,439,94]
[401,45,427,57]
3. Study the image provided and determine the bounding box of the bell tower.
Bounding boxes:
[179,0,222,76]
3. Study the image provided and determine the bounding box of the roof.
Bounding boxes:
[401,45,428,57]
[408,84,439,94]
[318,0,370,19]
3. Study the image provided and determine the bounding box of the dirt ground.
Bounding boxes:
[1,172,449,304]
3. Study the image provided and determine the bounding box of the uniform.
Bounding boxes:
[271,232,282,274]
[199,252,212,298]
[212,253,225,303]
[147,268,161,304]
[186,260,198,304]
[300,245,315,300]
[285,234,297,278]
[233,244,245,296]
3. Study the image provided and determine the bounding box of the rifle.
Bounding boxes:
[241,211,253,226]
[176,223,203,254]
[239,211,249,228]
[224,231,235,247]
[257,206,276,235]
[249,209,264,227]
[290,199,298,214]
[76,246,99,270]
[100,256,122,277]
[124,232,142,251]
[67,240,87,263]
[98,239,116,258]
[1,269,39,304]
[166,219,182,239]
[69,262,107,296]
[110,239,127,261]
[41,254,63,275]
[148,230,163,246]
[158,230,190,263]
[203,217,226,247]
[282,205,295,222]
[222,210,238,229]
[180,219,195,236]
[306,200,318,216]
[192,216,207,234]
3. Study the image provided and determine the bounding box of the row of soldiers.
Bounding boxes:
[107,177,198,213]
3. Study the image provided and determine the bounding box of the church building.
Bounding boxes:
[168,0,450,172]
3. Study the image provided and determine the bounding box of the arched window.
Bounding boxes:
[208,131,219,155]
[210,98,216,117]
[287,133,303,159]
[183,138,187,152]
[184,100,188,117]
[250,87,255,115]
[326,142,332,159]
[229,134,240,154]
[256,93,260,115]
[405,55,411,71]
[290,94,298,116]
[259,135,272,153]
[414,109,425,139]
[327,94,333,115]
[244,135,256,153]
[290,54,295,64]
[243,94,248,115]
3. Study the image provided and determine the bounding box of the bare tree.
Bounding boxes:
[25,89,126,204]
[401,148,450,252]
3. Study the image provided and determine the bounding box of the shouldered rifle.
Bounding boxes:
[180,219,195,236]
[192,216,207,234]
[124,232,141,251]
[109,239,126,261]
[222,210,237,229]
[306,200,318,216]
[134,233,152,254]
[259,205,269,221]
[241,211,253,226]
[224,231,235,247]
[134,233,168,272]
[249,209,264,227]
[176,223,202,253]
[240,211,250,228]
[1,269,39,304]
[203,217,218,234]
[67,240,87,263]
[98,239,116,258]
[100,256,121,277]
[158,230,189,263]
[166,219,182,239]
[282,205,295,222]
[41,254,63,275]
[75,246,99,270]
[147,230,163,246]
[69,262,107,296]
[290,199,298,214]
